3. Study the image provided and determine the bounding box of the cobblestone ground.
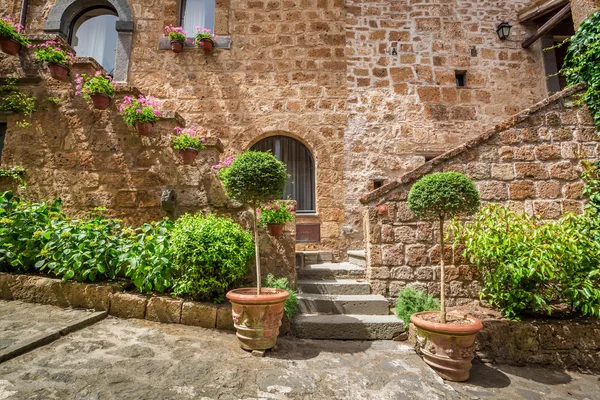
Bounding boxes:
[0,301,597,399]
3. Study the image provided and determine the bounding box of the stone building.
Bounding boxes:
[0,0,599,258]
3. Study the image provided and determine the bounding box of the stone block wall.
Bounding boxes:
[360,84,598,304]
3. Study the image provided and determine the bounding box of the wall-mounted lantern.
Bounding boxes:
[496,22,512,40]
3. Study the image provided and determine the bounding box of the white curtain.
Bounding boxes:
[73,14,118,75]
[183,0,216,35]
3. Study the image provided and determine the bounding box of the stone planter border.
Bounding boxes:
[0,272,291,334]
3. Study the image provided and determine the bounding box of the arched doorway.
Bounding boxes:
[251,136,316,213]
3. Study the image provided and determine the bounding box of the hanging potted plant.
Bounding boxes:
[119,95,161,136]
[219,151,290,352]
[75,71,116,110]
[33,40,77,81]
[258,200,295,237]
[406,172,481,382]
[194,27,217,53]
[0,16,29,56]
[164,24,188,53]
[171,126,206,165]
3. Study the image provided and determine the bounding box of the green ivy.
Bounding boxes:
[0,79,36,126]
[562,11,600,130]
[582,159,600,214]
[263,274,298,319]
[394,287,440,328]
[0,167,26,188]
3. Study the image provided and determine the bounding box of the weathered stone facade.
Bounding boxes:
[361,84,597,303]
[0,0,599,256]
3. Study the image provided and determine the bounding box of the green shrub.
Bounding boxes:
[263,274,298,319]
[170,213,254,302]
[220,151,287,205]
[395,287,440,328]
[453,205,600,320]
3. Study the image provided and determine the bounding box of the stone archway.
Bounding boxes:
[43,0,133,82]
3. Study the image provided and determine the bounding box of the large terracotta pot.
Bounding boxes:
[410,311,483,382]
[135,121,153,136]
[267,224,284,237]
[0,37,21,56]
[48,62,70,81]
[171,40,184,53]
[179,148,198,165]
[90,93,111,110]
[226,288,289,351]
[200,38,214,53]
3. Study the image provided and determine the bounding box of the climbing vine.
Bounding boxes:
[0,79,36,127]
[561,11,600,130]
[0,167,26,188]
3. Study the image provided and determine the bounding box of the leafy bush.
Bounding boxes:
[170,213,254,301]
[171,126,206,151]
[561,11,600,129]
[258,200,295,226]
[582,160,600,214]
[33,40,77,67]
[263,274,298,319]
[0,16,29,46]
[75,72,116,100]
[395,287,440,328]
[119,95,161,127]
[220,151,288,206]
[453,205,600,320]
[0,79,36,126]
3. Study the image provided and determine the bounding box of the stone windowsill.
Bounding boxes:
[296,213,319,218]
[158,36,231,51]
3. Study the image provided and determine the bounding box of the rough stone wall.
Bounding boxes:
[343,0,550,240]
[361,84,597,304]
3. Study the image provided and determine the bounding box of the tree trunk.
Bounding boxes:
[439,218,446,324]
[253,204,262,295]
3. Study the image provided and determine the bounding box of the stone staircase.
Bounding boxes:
[292,250,404,340]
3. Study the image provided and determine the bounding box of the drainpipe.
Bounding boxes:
[19,0,28,28]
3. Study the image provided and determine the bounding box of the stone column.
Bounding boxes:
[570,0,600,29]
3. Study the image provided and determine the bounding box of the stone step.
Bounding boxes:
[296,251,333,267]
[297,262,366,280]
[347,250,366,267]
[297,279,371,295]
[298,294,390,315]
[292,314,405,340]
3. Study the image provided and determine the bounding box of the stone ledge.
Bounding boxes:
[157,36,232,50]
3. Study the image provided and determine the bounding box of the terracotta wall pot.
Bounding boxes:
[226,288,289,351]
[90,93,111,110]
[200,39,214,53]
[0,37,21,56]
[48,62,70,81]
[410,311,483,382]
[171,40,184,53]
[135,121,153,136]
[179,148,198,165]
[267,224,284,237]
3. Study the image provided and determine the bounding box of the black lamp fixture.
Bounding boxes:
[496,21,512,40]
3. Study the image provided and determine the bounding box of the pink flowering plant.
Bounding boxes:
[194,26,217,46]
[75,71,116,100]
[119,95,161,126]
[33,40,77,67]
[171,126,206,151]
[0,16,29,46]
[211,156,235,175]
[164,25,188,43]
[258,200,295,226]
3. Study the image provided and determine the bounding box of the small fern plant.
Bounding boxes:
[395,287,440,328]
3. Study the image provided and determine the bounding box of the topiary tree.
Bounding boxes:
[220,151,288,294]
[407,172,480,323]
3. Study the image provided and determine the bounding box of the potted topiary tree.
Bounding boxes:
[220,151,290,352]
[406,171,481,382]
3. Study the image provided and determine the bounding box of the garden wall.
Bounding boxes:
[360,83,598,304]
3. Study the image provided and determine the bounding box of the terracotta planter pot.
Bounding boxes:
[90,93,111,110]
[226,288,289,351]
[0,37,21,56]
[171,40,184,53]
[179,148,198,165]
[135,121,153,136]
[267,224,284,237]
[48,62,70,81]
[410,311,483,382]
[200,38,214,53]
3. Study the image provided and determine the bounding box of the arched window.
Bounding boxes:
[69,7,119,75]
[180,0,216,36]
[251,136,316,213]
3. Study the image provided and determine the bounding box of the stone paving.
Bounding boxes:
[0,301,598,399]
